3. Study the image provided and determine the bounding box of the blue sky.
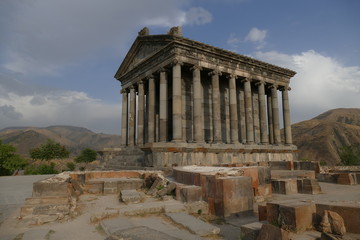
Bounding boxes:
[0,0,359,134]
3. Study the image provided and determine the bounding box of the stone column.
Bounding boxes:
[228,74,239,143]
[121,89,128,146]
[257,81,268,144]
[271,85,281,144]
[148,75,155,143]
[129,85,136,146]
[192,64,204,142]
[209,70,222,143]
[172,59,182,142]
[159,69,168,142]
[267,92,274,144]
[281,86,293,145]
[137,81,144,145]
[243,78,254,144]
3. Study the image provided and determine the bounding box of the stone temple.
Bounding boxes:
[105,26,297,169]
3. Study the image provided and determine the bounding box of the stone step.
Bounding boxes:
[101,216,203,240]
[119,199,185,216]
[24,196,69,205]
[107,226,180,240]
[165,212,220,237]
[120,190,145,204]
[20,203,70,217]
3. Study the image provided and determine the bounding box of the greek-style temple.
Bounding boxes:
[110,26,297,168]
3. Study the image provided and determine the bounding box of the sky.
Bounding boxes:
[0,0,359,134]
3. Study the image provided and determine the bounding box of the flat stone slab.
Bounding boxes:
[106,226,180,240]
[22,229,51,240]
[166,212,220,236]
[119,199,185,216]
[240,221,263,240]
[120,190,145,204]
[101,216,203,240]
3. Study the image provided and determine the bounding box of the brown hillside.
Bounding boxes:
[0,126,121,157]
[292,108,360,165]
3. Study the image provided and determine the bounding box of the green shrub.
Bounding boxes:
[29,139,69,161]
[339,145,360,166]
[0,140,28,175]
[66,162,75,171]
[320,160,327,166]
[25,162,58,175]
[75,148,97,163]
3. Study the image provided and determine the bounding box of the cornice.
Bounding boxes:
[116,34,297,86]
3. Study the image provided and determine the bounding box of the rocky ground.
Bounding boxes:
[1,175,360,240]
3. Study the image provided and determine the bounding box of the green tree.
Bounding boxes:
[29,139,70,161]
[0,140,28,175]
[339,145,360,166]
[75,148,97,163]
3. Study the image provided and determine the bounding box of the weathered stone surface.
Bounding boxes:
[258,203,267,221]
[22,229,51,240]
[270,161,292,170]
[215,176,253,217]
[256,223,289,240]
[120,190,145,204]
[32,181,69,197]
[178,185,202,203]
[185,201,209,215]
[166,212,220,236]
[316,203,360,234]
[257,166,271,185]
[257,184,272,197]
[84,181,103,194]
[297,179,321,194]
[101,147,146,170]
[158,182,176,197]
[271,179,297,194]
[271,170,315,179]
[90,209,119,223]
[106,226,180,240]
[278,202,316,232]
[337,173,357,185]
[266,202,280,225]
[327,210,346,235]
[147,177,166,195]
[320,232,343,240]
[240,222,263,240]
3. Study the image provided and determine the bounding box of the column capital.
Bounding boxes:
[137,80,144,85]
[279,86,291,91]
[146,74,154,80]
[208,69,222,76]
[255,80,265,86]
[129,85,136,90]
[171,58,183,66]
[241,77,252,83]
[120,88,128,94]
[226,73,237,79]
[190,64,202,72]
[157,67,169,73]
[268,84,278,90]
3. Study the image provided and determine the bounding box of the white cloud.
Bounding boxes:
[255,50,360,123]
[227,33,242,49]
[184,7,212,25]
[245,27,267,43]
[1,0,211,76]
[0,76,121,134]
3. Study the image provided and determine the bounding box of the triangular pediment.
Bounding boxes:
[115,36,173,79]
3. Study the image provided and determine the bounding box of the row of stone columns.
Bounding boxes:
[121,63,293,146]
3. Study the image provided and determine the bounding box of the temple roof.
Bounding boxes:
[115,27,296,82]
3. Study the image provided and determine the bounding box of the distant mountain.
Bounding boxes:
[292,108,360,165]
[0,125,121,157]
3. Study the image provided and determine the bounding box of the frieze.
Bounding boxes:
[118,38,295,86]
